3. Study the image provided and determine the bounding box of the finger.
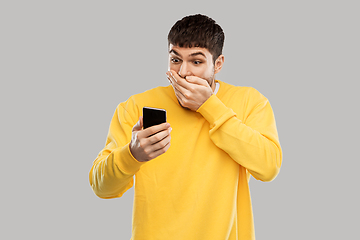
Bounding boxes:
[167,71,193,98]
[169,70,193,90]
[132,116,143,132]
[166,72,184,96]
[141,122,170,138]
[169,81,188,106]
[140,116,143,128]
[148,127,172,144]
[173,87,188,107]
[166,70,182,83]
[148,136,171,158]
[166,71,180,87]
[171,81,188,100]
[185,75,210,87]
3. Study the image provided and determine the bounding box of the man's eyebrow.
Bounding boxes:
[189,52,206,58]
[169,49,181,57]
[169,49,207,59]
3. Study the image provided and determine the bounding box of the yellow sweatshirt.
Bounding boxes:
[89,80,282,240]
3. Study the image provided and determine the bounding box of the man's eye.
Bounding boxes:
[193,61,202,65]
[171,58,180,63]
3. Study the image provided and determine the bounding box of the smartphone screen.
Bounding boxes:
[143,107,167,129]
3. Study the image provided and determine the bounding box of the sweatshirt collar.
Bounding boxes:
[214,81,220,95]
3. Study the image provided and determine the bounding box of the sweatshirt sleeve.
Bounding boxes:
[89,103,145,199]
[197,88,282,182]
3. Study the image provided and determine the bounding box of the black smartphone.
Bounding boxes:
[143,107,167,129]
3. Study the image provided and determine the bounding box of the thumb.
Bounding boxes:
[132,116,143,131]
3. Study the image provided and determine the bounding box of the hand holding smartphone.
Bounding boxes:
[129,107,170,162]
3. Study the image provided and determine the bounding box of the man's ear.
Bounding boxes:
[214,55,225,74]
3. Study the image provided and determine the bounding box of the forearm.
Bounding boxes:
[90,143,145,199]
[197,94,282,182]
[89,102,145,198]
[210,117,281,181]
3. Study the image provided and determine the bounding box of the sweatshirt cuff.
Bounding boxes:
[197,94,236,127]
[113,143,146,175]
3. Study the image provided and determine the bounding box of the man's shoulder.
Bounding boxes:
[134,85,173,98]
[218,80,264,100]
[118,85,173,109]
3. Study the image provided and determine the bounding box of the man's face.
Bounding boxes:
[168,44,223,90]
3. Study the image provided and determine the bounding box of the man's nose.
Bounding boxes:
[178,63,190,78]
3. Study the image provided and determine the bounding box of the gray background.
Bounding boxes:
[1,0,359,239]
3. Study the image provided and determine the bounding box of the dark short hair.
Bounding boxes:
[168,14,225,63]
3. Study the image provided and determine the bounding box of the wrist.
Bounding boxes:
[196,94,236,127]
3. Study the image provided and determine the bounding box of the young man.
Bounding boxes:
[89,14,282,240]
